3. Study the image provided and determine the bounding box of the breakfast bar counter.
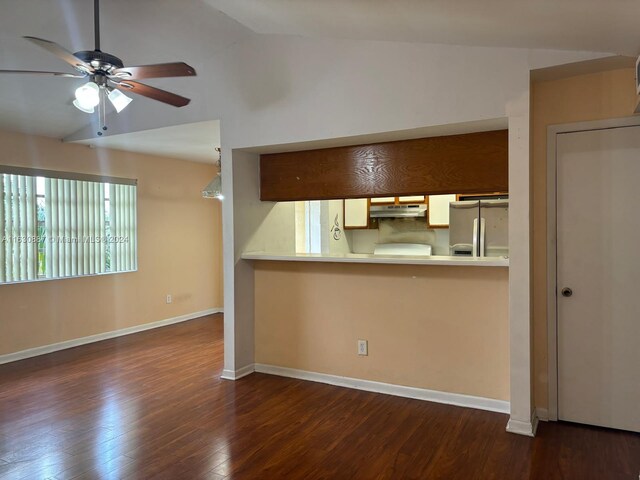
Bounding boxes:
[241,252,509,267]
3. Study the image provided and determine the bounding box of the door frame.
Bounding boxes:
[546,115,640,421]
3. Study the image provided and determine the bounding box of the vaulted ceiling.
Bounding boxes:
[0,0,635,161]
[208,0,640,55]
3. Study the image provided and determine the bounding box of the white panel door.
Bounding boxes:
[557,126,640,433]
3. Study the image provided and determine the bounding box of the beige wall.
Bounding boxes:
[255,262,509,401]
[532,67,637,409]
[0,130,222,356]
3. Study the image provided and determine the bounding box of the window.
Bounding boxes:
[294,200,326,254]
[0,166,137,284]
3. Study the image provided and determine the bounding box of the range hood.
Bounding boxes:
[369,204,427,218]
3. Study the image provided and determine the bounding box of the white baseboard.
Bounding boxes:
[506,409,539,437]
[220,363,255,380]
[253,364,510,414]
[0,307,223,366]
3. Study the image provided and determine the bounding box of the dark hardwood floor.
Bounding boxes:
[0,314,638,479]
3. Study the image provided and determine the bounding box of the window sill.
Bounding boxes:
[0,269,137,286]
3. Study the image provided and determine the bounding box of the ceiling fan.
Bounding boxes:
[0,0,197,134]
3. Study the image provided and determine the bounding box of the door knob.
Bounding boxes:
[561,287,573,297]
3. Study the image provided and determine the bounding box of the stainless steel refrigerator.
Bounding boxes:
[449,199,508,257]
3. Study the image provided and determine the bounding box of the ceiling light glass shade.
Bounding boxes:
[72,99,95,113]
[202,174,222,199]
[108,88,133,113]
[74,81,100,110]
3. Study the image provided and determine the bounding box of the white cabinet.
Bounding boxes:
[344,198,369,229]
[398,195,425,203]
[344,195,456,229]
[427,194,456,228]
[370,196,395,204]
[371,195,426,204]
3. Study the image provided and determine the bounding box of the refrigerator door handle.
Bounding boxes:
[472,218,478,257]
[479,217,486,257]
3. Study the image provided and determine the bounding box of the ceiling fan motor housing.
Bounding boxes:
[73,50,124,73]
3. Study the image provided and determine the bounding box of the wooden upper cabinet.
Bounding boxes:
[260,130,508,202]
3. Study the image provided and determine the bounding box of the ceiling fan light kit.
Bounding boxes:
[0,0,196,136]
[74,81,100,111]
[107,88,132,113]
[72,99,95,114]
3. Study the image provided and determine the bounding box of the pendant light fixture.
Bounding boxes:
[202,148,223,200]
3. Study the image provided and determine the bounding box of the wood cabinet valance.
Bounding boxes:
[260,130,508,202]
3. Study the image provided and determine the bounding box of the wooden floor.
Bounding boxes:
[0,315,638,479]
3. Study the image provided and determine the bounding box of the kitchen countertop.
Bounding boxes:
[241,252,509,267]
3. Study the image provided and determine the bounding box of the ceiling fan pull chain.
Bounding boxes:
[102,89,108,133]
[96,87,107,136]
[100,90,104,134]
[96,90,102,136]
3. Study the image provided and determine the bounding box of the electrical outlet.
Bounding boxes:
[166,294,172,304]
[357,339,368,356]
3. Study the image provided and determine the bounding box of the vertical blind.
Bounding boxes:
[0,168,137,284]
[109,184,137,273]
[44,178,108,278]
[0,174,37,283]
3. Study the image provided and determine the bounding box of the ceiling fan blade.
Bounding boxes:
[111,62,196,80]
[113,80,191,107]
[23,36,92,73]
[0,69,86,78]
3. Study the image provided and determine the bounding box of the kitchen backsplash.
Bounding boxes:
[350,218,450,255]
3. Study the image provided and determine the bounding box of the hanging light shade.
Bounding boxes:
[72,99,95,113]
[202,147,223,200]
[202,174,222,199]
[72,79,133,119]
[107,88,132,113]
[73,81,100,113]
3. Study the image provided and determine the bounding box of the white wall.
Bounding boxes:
[222,149,260,377]
[245,202,296,254]
[219,38,602,149]
[350,223,450,255]
[327,200,352,255]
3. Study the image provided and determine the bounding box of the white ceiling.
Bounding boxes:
[208,0,640,55]
[74,120,220,164]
